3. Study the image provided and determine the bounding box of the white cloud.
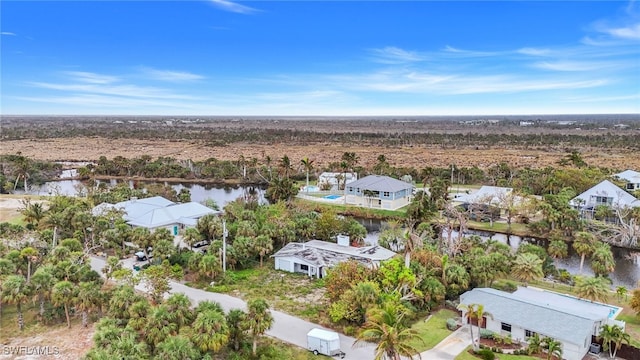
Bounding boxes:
[532,61,614,72]
[140,67,205,82]
[369,46,426,64]
[603,23,640,40]
[209,0,259,14]
[517,47,551,56]
[1,32,16,36]
[64,71,119,84]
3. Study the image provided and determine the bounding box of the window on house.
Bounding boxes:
[593,196,613,205]
[627,183,635,190]
[300,264,309,271]
[501,323,511,332]
[525,329,536,338]
[383,191,390,197]
[348,187,353,192]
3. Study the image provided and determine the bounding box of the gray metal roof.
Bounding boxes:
[460,288,604,345]
[271,240,396,267]
[346,175,414,193]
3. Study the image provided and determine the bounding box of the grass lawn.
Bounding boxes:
[199,259,330,326]
[455,347,542,360]
[408,308,459,353]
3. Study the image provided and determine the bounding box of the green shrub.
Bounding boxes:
[476,348,495,360]
[491,279,518,292]
[446,318,458,331]
[479,329,494,339]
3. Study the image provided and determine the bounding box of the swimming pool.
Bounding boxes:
[324,194,342,200]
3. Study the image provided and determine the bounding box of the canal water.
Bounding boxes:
[27,179,640,288]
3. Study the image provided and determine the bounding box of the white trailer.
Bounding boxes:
[306,328,345,358]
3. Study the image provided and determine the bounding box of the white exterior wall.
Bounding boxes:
[481,317,588,360]
[274,256,322,278]
[345,195,410,210]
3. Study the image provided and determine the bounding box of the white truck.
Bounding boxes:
[306,328,345,358]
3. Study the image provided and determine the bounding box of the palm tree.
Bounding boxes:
[246,298,274,355]
[591,242,615,277]
[278,155,293,179]
[544,338,563,360]
[130,227,154,264]
[354,302,422,360]
[300,157,314,190]
[102,256,122,286]
[353,281,381,323]
[615,286,628,302]
[227,309,248,351]
[165,293,193,328]
[192,308,229,352]
[527,333,542,355]
[401,229,423,268]
[145,305,178,347]
[1,275,29,330]
[599,324,630,359]
[182,227,202,251]
[76,281,101,327]
[512,252,544,284]
[156,335,201,360]
[20,200,46,227]
[30,265,55,320]
[198,254,221,281]
[575,275,610,302]
[547,240,568,259]
[52,280,77,328]
[474,304,493,345]
[573,231,596,273]
[253,235,273,267]
[20,246,39,282]
[457,303,478,351]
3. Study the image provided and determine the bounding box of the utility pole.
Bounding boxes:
[222,219,228,273]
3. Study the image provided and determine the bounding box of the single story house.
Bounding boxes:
[460,287,624,360]
[614,169,640,191]
[272,237,396,278]
[93,196,219,235]
[569,180,640,218]
[318,172,358,190]
[345,175,414,210]
[454,186,513,206]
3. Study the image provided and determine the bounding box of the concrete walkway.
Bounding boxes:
[91,256,376,359]
[418,325,472,360]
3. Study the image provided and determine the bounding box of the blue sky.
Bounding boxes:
[1,1,639,116]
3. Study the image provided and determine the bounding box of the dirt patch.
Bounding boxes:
[0,323,95,360]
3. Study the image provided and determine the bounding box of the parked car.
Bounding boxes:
[193,240,210,248]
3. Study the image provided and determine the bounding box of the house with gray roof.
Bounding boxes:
[460,287,624,360]
[93,196,219,236]
[614,169,640,191]
[344,175,414,210]
[271,237,396,278]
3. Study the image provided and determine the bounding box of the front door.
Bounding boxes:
[173,226,179,236]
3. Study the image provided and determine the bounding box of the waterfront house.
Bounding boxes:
[459,287,623,360]
[344,175,414,210]
[272,236,396,278]
[93,196,219,235]
[317,172,358,190]
[569,180,640,219]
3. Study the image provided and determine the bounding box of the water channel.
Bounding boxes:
[28,179,640,288]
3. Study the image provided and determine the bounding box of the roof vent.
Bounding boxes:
[337,235,350,247]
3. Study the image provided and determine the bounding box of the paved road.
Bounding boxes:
[91,256,377,359]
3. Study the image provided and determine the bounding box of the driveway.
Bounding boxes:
[418,325,472,360]
[90,256,376,359]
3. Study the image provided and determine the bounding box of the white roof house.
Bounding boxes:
[454,186,513,206]
[614,169,640,191]
[272,238,396,278]
[93,196,219,234]
[345,175,414,210]
[318,172,358,189]
[460,287,623,360]
[569,180,640,210]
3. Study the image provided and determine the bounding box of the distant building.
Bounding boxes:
[318,172,357,190]
[271,237,396,278]
[614,169,640,191]
[345,175,414,210]
[93,196,219,235]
